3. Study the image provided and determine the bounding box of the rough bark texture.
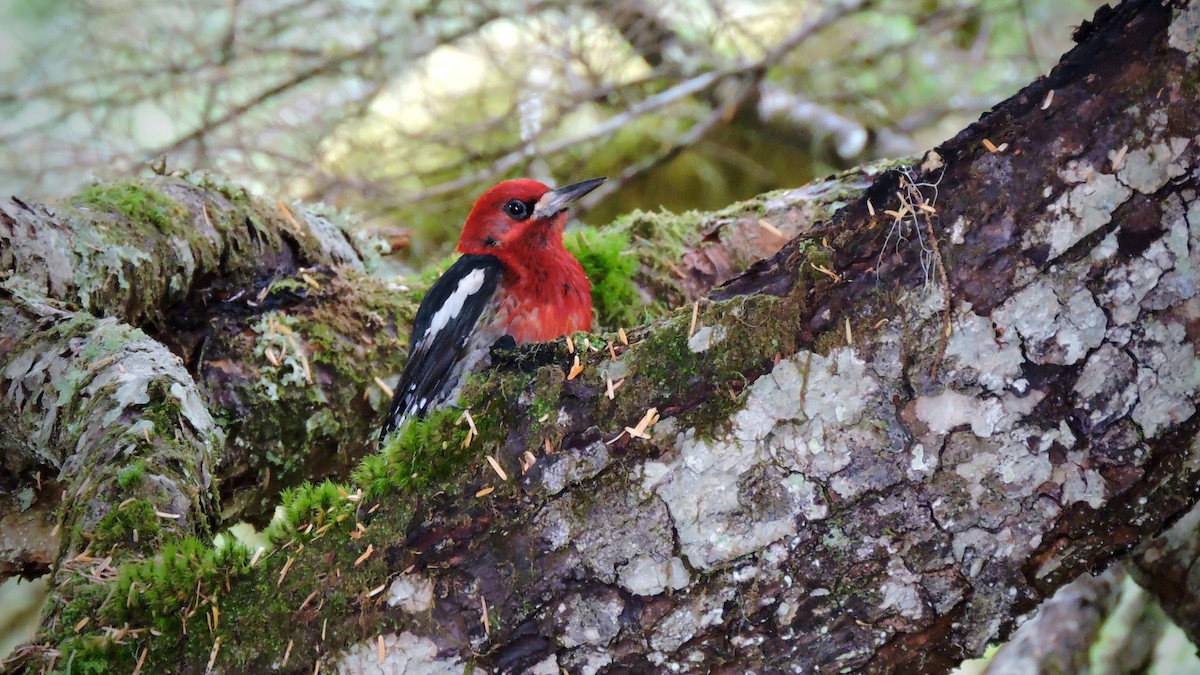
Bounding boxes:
[4,0,1200,673]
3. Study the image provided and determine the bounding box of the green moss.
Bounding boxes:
[140,384,183,435]
[352,407,474,500]
[90,499,165,554]
[116,459,147,490]
[75,181,186,235]
[605,291,801,438]
[565,227,640,328]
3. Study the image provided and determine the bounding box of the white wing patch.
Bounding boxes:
[425,269,487,344]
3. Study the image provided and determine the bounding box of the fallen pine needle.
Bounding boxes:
[276,201,305,236]
[1110,144,1129,171]
[811,262,841,282]
[608,342,618,362]
[367,583,387,597]
[606,376,624,400]
[206,636,221,674]
[486,456,509,481]
[982,138,999,153]
[373,377,394,398]
[689,301,699,337]
[378,635,386,664]
[154,510,181,520]
[282,640,294,668]
[457,409,478,437]
[845,317,853,345]
[354,544,374,567]
[567,354,584,380]
[133,647,148,675]
[74,617,89,633]
[521,451,537,474]
[481,595,491,639]
[625,407,659,439]
[867,199,875,216]
[475,486,495,498]
[757,219,785,240]
[277,556,294,587]
[250,546,265,567]
[299,589,319,612]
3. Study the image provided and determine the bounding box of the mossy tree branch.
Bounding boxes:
[5,0,1200,672]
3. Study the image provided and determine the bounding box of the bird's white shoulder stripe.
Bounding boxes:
[426,268,488,340]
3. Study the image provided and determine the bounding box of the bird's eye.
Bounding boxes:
[503,199,530,221]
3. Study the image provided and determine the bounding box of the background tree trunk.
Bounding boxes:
[4,0,1200,672]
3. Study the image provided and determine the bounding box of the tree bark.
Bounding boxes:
[4,0,1200,673]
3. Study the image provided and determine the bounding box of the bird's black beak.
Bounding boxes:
[533,177,606,218]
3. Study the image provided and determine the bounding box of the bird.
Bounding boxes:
[379,177,606,439]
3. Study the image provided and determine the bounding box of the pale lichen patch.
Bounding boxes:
[527,654,560,675]
[618,555,690,596]
[1056,447,1107,508]
[914,390,1007,438]
[783,473,829,521]
[1025,162,1132,261]
[534,481,680,594]
[1129,319,1200,436]
[643,349,881,569]
[878,558,926,621]
[1117,138,1192,194]
[687,325,726,353]
[386,573,434,614]
[555,591,623,649]
[991,277,1106,366]
[539,440,611,496]
[943,309,1023,392]
[1168,3,1200,60]
[648,587,733,661]
[334,632,481,675]
[1073,344,1139,430]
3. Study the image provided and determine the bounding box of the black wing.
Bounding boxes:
[380,254,504,438]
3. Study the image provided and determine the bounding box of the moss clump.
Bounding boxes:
[111,537,252,627]
[90,499,164,554]
[352,407,473,500]
[605,292,799,438]
[263,478,356,543]
[565,227,640,328]
[75,181,186,235]
[140,385,183,435]
[116,459,147,490]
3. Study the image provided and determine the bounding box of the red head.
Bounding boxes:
[456,177,605,258]
[456,177,605,342]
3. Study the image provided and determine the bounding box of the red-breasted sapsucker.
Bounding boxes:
[380,177,605,438]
